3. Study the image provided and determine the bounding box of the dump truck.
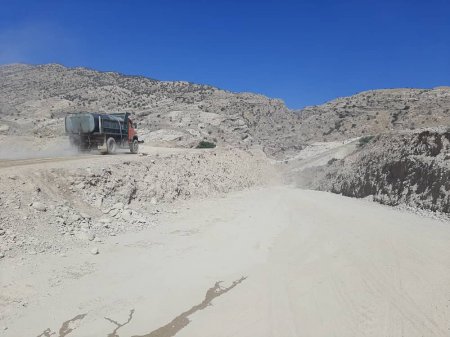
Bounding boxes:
[65,112,143,154]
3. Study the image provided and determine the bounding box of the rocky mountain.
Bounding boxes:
[296,88,450,141]
[0,63,302,156]
[0,63,449,158]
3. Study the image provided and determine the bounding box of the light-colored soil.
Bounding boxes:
[1,186,449,337]
[0,144,277,259]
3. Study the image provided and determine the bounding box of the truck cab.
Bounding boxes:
[127,117,140,153]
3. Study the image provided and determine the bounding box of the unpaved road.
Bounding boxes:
[0,155,98,168]
[1,186,450,337]
[0,145,189,169]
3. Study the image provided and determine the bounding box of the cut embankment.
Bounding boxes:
[304,128,450,213]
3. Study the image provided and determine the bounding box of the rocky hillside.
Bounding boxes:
[296,88,450,141]
[0,63,302,155]
[1,63,449,157]
[308,128,450,213]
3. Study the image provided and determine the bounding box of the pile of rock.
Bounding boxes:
[102,202,132,221]
[0,147,274,259]
[58,149,276,210]
[52,204,93,237]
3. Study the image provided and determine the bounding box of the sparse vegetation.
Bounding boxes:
[327,158,338,165]
[358,135,374,147]
[196,141,216,149]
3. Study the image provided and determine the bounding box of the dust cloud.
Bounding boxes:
[0,138,79,160]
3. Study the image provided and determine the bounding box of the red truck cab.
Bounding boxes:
[127,117,140,153]
[128,118,137,141]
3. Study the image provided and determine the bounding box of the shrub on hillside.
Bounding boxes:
[196,141,216,149]
[358,135,374,147]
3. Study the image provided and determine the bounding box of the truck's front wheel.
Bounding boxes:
[106,137,116,154]
[129,139,139,154]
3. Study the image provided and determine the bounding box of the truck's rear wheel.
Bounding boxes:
[106,137,116,154]
[130,139,139,154]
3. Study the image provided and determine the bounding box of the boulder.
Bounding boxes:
[32,202,46,212]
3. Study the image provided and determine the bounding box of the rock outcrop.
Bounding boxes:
[310,128,450,213]
[296,88,450,141]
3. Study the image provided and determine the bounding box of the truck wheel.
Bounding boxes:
[106,137,116,154]
[130,139,139,154]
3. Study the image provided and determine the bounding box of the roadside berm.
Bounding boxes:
[0,147,277,259]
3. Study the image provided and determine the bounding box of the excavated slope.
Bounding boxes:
[311,128,450,213]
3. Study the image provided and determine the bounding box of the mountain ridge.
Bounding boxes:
[1,63,449,157]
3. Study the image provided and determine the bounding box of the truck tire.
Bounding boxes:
[106,137,116,154]
[129,139,139,154]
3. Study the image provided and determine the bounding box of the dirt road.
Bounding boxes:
[2,186,450,336]
[0,145,189,170]
[0,155,99,168]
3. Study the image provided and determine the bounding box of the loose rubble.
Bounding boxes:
[0,148,276,258]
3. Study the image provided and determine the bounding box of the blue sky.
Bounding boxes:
[1,0,449,108]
